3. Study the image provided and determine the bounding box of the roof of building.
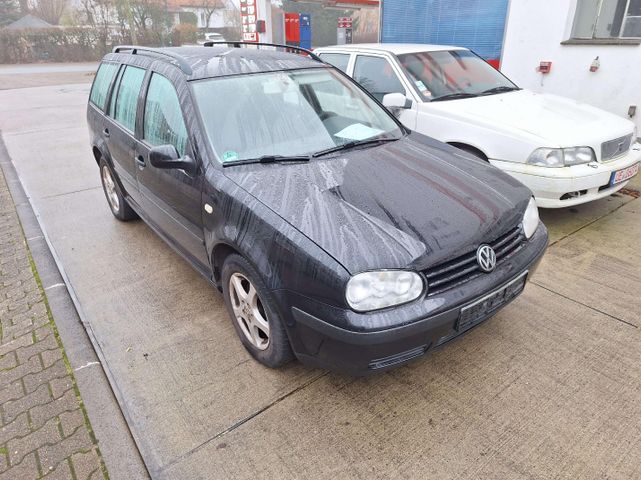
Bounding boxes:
[107,44,326,80]
[4,14,53,30]
[315,43,466,55]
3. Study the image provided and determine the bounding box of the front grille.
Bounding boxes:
[424,225,524,296]
[601,133,633,162]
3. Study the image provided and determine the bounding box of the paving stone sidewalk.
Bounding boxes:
[0,166,107,479]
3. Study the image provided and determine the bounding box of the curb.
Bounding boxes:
[0,134,150,480]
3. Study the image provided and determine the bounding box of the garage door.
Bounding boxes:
[380,0,509,66]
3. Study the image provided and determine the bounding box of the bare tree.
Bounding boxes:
[29,0,68,24]
[0,0,21,25]
[200,0,223,29]
[17,0,28,14]
[78,0,119,50]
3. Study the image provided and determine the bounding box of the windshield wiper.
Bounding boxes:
[312,137,399,158]
[222,154,310,167]
[431,92,479,102]
[478,86,520,96]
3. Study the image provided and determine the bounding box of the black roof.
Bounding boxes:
[105,45,326,81]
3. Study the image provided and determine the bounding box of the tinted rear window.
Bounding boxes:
[110,66,146,132]
[89,63,118,111]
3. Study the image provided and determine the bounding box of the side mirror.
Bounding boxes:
[149,145,197,175]
[382,92,412,110]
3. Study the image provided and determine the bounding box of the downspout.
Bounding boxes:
[499,0,512,69]
[378,0,383,42]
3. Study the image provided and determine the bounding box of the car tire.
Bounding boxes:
[99,158,138,221]
[221,254,294,368]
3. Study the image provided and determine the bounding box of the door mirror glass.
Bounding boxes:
[383,92,411,109]
[149,145,196,175]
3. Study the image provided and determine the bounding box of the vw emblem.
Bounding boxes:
[476,245,496,273]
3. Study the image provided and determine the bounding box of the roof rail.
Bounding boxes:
[112,45,193,75]
[203,41,323,63]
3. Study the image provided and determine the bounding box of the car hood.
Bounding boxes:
[427,89,634,146]
[223,134,532,274]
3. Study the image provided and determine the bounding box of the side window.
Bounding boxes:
[571,0,641,39]
[353,55,406,102]
[89,63,118,111]
[111,65,146,132]
[144,74,188,157]
[319,53,350,73]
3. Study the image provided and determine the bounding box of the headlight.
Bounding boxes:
[522,197,539,239]
[526,148,564,167]
[527,147,595,167]
[563,146,595,166]
[346,270,424,312]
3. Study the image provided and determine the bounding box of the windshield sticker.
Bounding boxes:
[334,123,385,141]
[222,150,239,162]
[415,80,431,96]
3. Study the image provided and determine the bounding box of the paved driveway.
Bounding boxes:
[1,84,640,479]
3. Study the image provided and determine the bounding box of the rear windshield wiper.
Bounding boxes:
[222,154,310,167]
[431,92,479,102]
[479,86,521,96]
[312,137,399,158]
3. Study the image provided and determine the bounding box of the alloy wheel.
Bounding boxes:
[101,165,120,213]
[229,272,270,350]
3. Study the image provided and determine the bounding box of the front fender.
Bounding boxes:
[202,168,351,308]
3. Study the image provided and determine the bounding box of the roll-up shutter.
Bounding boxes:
[381,0,509,63]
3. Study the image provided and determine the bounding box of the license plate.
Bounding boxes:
[457,272,528,332]
[610,162,640,186]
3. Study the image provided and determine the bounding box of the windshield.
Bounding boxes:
[398,50,518,101]
[192,68,403,163]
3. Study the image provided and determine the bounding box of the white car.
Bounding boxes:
[200,32,226,44]
[314,43,641,208]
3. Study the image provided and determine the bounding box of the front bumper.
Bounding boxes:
[273,224,548,376]
[490,144,641,208]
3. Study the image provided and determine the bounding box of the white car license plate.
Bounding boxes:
[610,163,640,186]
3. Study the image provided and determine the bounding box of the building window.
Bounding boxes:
[572,0,641,39]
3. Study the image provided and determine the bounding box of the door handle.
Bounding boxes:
[103,128,110,138]
[135,155,146,168]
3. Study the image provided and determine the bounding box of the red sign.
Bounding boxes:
[240,0,259,42]
[338,17,353,28]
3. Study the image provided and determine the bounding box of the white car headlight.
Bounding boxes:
[346,270,424,312]
[522,197,539,239]
[527,147,595,167]
[527,148,564,167]
[563,146,595,166]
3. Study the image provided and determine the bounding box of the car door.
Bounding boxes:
[103,64,147,205]
[87,62,119,152]
[351,53,418,129]
[134,71,209,271]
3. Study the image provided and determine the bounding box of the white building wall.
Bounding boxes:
[501,0,641,131]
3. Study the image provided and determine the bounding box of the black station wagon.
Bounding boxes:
[87,43,548,375]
